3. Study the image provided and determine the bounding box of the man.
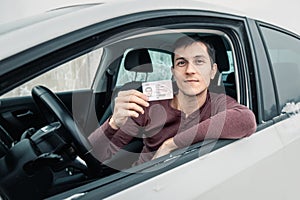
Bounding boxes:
[144,86,153,97]
[89,35,257,166]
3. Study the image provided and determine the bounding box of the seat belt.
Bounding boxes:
[103,68,114,109]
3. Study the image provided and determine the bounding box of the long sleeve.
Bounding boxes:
[173,94,257,148]
[88,117,144,162]
[88,95,257,165]
[88,118,118,162]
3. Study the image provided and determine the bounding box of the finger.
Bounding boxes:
[115,102,143,114]
[117,94,149,108]
[116,106,140,118]
[124,102,145,114]
[128,95,149,107]
[119,90,149,101]
[126,110,140,118]
[119,110,139,119]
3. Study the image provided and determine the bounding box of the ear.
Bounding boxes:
[210,63,218,79]
[171,67,177,82]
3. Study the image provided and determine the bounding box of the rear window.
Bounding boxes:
[260,26,300,110]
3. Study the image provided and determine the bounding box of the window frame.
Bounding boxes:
[258,21,300,116]
[92,27,245,104]
[48,13,253,200]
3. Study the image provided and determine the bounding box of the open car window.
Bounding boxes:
[91,28,239,164]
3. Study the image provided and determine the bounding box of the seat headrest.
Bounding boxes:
[204,36,230,73]
[226,72,235,84]
[124,48,153,73]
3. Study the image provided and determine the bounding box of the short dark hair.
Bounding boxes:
[171,34,216,67]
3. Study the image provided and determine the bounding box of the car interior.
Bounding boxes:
[96,32,236,166]
[0,30,239,199]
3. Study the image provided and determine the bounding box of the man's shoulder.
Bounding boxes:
[209,92,237,104]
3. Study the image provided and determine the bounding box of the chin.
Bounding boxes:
[181,89,207,97]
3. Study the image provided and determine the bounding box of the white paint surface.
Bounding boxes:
[1,0,299,35]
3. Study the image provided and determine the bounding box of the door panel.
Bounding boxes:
[104,126,283,200]
[0,89,97,141]
[0,95,43,140]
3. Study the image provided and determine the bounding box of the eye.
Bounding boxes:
[176,60,186,67]
[195,59,204,65]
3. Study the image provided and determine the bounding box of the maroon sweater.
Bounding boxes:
[88,92,256,165]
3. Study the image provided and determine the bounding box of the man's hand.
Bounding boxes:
[152,138,178,160]
[109,90,149,130]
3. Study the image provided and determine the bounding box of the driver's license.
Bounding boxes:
[142,80,173,101]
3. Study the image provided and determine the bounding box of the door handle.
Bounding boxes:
[15,110,33,118]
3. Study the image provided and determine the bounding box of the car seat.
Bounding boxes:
[204,36,237,99]
[224,72,237,99]
[99,48,153,125]
[98,48,153,171]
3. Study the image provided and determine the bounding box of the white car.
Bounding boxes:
[0,1,300,199]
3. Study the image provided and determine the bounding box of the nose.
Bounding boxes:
[185,63,197,74]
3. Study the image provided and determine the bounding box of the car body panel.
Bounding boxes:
[102,115,300,199]
[0,0,245,61]
[99,125,287,200]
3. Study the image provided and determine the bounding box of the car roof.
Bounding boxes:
[0,4,102,35]
[0,0,246,61]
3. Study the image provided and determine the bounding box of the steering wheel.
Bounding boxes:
[31,85,102,176]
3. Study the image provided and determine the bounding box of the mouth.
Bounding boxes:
[184,79,199,83]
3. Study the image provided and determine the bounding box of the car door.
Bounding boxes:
[257,22,300,198]
[85,18,300,200]
[46,10,260,199]
[55,13,300,200]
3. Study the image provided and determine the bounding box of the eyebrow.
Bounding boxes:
[194,55,206,59]
[175,57,187,62]
[175,55,206,61]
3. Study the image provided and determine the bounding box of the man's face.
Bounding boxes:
[145,87,152,97]
[172,42,217,97]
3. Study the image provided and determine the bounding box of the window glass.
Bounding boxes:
[116,49,172,87]
[221,51,234,82]
[260,27,300,110]
[2,48,102,98]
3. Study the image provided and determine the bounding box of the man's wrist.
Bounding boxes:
[109,117,119,130]
[165,138,178,151]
